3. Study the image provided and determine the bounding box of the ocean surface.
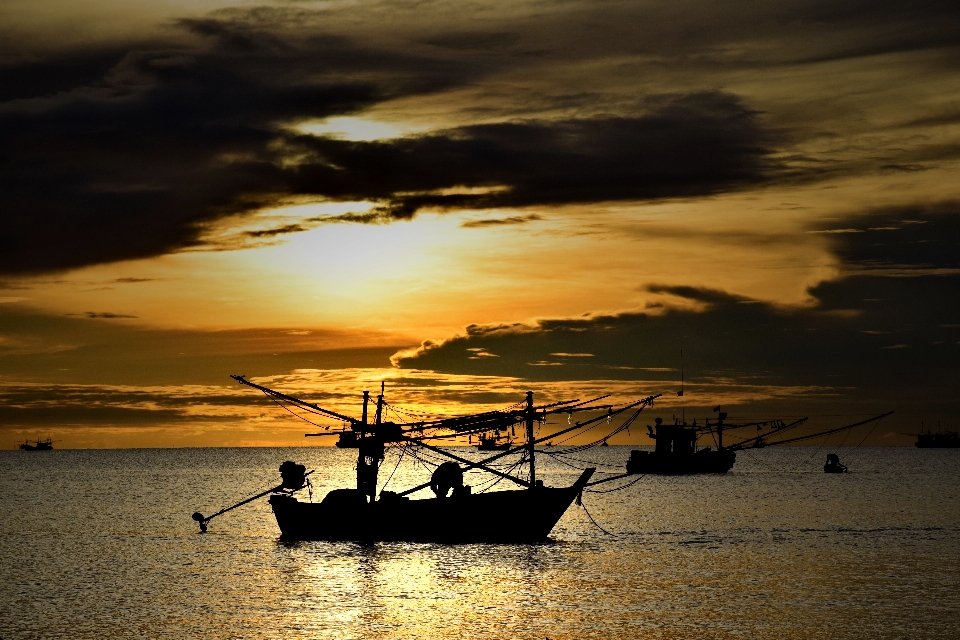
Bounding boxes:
[2,445,958,639]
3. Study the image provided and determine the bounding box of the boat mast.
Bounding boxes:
[357,390,370,495]
[716,408,725,450]
[526,391,537,489]
[356,384,388,502]
[371,382,385,498]
[680,349,685,425]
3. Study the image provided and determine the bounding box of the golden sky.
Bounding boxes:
[2,0,959,447]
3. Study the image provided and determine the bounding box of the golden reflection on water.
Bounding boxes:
[1,447,958,639]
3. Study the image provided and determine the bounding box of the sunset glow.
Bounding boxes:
[2,0,958,447]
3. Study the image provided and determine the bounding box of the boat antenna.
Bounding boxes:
[679,349,685,425]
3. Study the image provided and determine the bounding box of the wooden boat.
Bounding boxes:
[192,376,660,542]
[269,469,595,542]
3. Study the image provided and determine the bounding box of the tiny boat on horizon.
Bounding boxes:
[19,437,54,451]
[474,431,513,451]
[915,427,960,448]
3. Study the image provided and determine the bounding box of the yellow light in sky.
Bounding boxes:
[295,117,428,141]
[7,181,855,338]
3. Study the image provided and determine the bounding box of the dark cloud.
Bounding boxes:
[3,0,958,275]
[77,312,139,319]
[394,204,960,424]
[0,383,251,427]
[0,305,404,385]
[283,91,780,221]
[812,202,960,271]
[421,32,520,52]
[244,224,306,238]
[0,5,783,275]
[0,11,483,275]
[461,214,543,228]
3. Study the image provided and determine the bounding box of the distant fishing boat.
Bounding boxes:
[192,376,661,542]
[625,415,738,475]
[625,411,893,475]
[334,431,360,448]
[19,437,54,451]
[475,432,512,451]
[915,427,960,448]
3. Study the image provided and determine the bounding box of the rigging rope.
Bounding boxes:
[378,442,407,492]
[584,474,645,493]
[264,392,331,430]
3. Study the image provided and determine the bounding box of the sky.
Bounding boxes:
[1,0,958,447]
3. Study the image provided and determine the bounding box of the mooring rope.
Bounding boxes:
[580,498,617,537]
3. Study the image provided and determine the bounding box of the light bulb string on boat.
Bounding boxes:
[405,439,521,474]
[540,450,624,472]
[548,408,643,453]
[383,397,527,421]
[383,394,616,434]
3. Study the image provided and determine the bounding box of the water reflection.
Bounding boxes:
[1,447,958,638]
[270,540,568,638]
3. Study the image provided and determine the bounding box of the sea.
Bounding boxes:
[1,446,958,639]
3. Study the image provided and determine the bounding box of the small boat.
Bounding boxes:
[269,466,596,542]
[625,411,893,475]
[334,431,359,448]
[19,437,54,451]
[824,453,847,473]
[915,427,960,448]
[192,376,661,542]
[625,417,736,475]
[475,432,512,451]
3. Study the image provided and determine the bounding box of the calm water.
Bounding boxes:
[2,446,958,639]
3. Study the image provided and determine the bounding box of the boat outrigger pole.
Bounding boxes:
[192,461,312,532]
[754,411,894,447]
[231,375,358,424]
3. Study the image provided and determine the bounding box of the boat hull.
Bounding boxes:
[915,435,960,448]
[19,442,53,451]
[625,449,735,475]
[270,469,594,542]
[475,443,511,451]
